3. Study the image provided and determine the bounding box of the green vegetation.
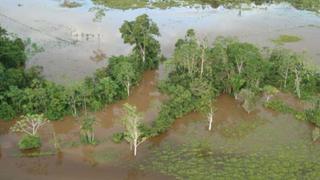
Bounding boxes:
[10,114,48,149]
[61,0,82,8]
[80,115,97,145]
[120,14,161,69]
[91,0,320,12]
[0,14,160,122]
[145,29,319,138]
[91,0,148,10]
[18,135,41,150]
[120,103,147,156]
[142,141,320,179]
[218,118,266,138]
[13,150,56,158]
[272,34,302,45]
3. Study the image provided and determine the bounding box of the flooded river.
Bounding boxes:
[0,0,320,179]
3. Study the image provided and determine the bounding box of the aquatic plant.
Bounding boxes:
[272,34,302,45]
[18,135,41,150]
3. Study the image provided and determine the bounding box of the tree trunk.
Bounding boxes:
[208,108,214,131]
[236,62,243,74]
[200,47,205,78]
[133,139,137,156]
[284,68,288,88]
[126,81,131,97]
[294,69,301,98]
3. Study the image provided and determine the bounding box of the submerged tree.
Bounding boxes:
[121,103,146,156]
[108,56,138,97]
[80,115,97,145]
[263,85,279,102]
[10,114,48,149]
[120,14,160,69]
[192,79,217,131]
[237,89,257,113]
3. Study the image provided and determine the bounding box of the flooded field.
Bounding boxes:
[0,0,320,179]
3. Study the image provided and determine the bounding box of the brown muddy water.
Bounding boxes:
[1,0,320,179]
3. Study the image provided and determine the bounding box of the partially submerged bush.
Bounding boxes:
[112,132,125,143]
[18,135,41,150]
[80,115,97,145]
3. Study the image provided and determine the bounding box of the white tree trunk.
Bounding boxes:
[208,108,214,131]
[294,68,301,98]
[133,138,137,156]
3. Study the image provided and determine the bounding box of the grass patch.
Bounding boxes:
[272,35,302,45]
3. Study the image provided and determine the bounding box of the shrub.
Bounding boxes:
[18,135,41,150]
[0,102,16,121]
[112,132,125,143]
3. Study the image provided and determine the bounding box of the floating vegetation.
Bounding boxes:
[91,0,320,12]
[92,149,121,164]
[271,34,302,45]
[13,150,57,158]
[142,142,320,179]
[218,118,266,139]
[60,0,82,8]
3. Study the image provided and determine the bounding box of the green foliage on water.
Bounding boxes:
[91,0,320,12]
[218,118,266,138]
[272,34,302,45]
[61,0,82,8]
[13,150,56,158]
[92,0,148,10]
[142,141,320,179]
[93,149,121,164]
[112,132,125,143]
[18,135,41,150]
[264,100,296,114]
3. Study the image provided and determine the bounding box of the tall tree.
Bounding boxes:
[120,103,146,156]
[120,14,160,69]
[108,56,138,97]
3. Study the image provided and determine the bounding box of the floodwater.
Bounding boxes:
[0,0,320,179]
[0,0,320,83]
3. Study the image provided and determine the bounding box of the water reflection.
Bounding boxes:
[1,0,319,83]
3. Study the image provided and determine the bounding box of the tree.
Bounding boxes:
[120,103,146,156]
[263,85,279,102]
[173,29,200,76]
[237,89,257,113]
[119,14,160,69]
[227,42,260,75]
[10,114,48,136]
[269,49,294,89]
[191,79,217,131]
[80,115,97,145]
[109,56,138,97]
